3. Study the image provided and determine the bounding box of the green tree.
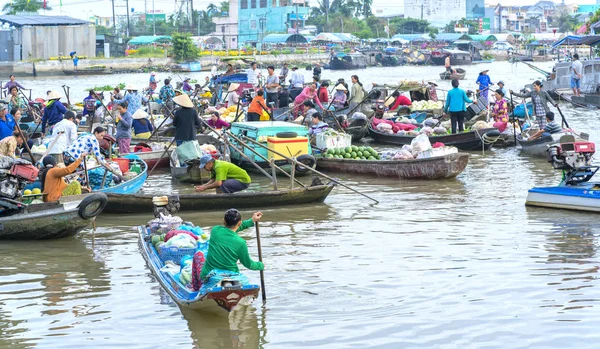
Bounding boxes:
[556,10,578,33]
[2,0,51,14]
[444,18,479,34]
[390,17,431,34]
[207,3,218,16]
[218,1,229,15]
[172,32,199,61]
[194,10,216,35]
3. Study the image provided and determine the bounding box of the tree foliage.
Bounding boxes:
[556,10,579,33]
[2,0,51,14]
[390,18,431,35]
[444,18,479,35]
[172,32,199,61]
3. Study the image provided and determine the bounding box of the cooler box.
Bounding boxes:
[267,137,309,160]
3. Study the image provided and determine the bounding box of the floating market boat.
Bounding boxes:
[369,126,499,151]
[328,53,368,70]
[129,147,171,170]
[0,193,108,240]
[97,155,148,194]
[103,184,335,213]
[517,132,570,157]
[430,49,472,65]
[62,67,113,76]
[138,225,259,314]
[316,153,469,180]
[439,68,467,80]
[526,138,600,212]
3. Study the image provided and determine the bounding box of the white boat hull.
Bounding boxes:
[526,186,600,213]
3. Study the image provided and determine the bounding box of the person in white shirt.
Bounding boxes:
[289,66,305,100]
[571,53,583,96]
[246,62,261,88]
[47,111,78,164]
[226,83,240,107]
[211,61,218,77]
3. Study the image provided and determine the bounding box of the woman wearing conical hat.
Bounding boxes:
[172,94,201,145]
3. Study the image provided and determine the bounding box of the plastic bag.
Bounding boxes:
[420,126,434,136]
[376,123,393,134]
[433,126,447,135]
[410,134,432,155]
[423,118,437,128]
[392,149,414,160]
[175,140,203,163]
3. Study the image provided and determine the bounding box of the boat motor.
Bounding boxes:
[547,138,597,185]
[0,157,39,200]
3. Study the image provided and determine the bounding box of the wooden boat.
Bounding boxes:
[369,126,499,151]
[0,193,108,240]
[103,184,335,213]
[138,225,259,314]
[439,68,466,80]
[130,148,171,170]
[170,150,211,184]
[316,153,469,179]
[430,49,472,65]
[517,133,565,157]
[329,53,367,70]
[62,67,113,76]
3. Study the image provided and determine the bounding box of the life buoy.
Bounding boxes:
[276,132,298,138]
[78,192,108,219]
[295,154,316,173]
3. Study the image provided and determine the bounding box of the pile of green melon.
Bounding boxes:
[324,146,381,160]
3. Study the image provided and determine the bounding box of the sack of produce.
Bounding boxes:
[433,126,447,135]
[376,123,393,134]
[420,126,434,136]
[176,140,202,163]
[471,120,492,130]
[441,120,452,129]
[410,134,432,155]
[423,118,437,128]
[402,144,413,153]
[392,148,414,160]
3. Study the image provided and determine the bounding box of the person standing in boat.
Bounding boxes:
[149,72,158,92]
[289,66,304,100]
[497,81,507,96]
[192,209,264,291]
[7,87,26,113]
[317,81,329,105]
[475,69,493,104]
[172,94,201,145]
[226,83,240,108]
[111,84,147,116]
[194,154,252,194]
[41,91,68,136]
[279,63,289,82]
[264,66,280,108]
[48,111,78,164]
[247,89,267,121]
[247,62,261,89]
[444,79,472,134]
[349,75,366,117]
[3,75,25,95]
[571,53,583,97]
[332,84,347,109]
[444,55,454,74]
[114,102,133,154]
[491,89,509,132]
[510,80,557,129]
[527,112,562,141]
[159,79,175,113]
[182,77,193,94]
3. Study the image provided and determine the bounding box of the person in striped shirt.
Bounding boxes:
[529,112,562,140]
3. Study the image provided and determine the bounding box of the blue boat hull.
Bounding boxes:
[526,183,600,212]
[137,226,260,314]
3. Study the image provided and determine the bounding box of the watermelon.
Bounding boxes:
[345,146,352,153]
[368,156,375,160]
[344,153,351,159]
[357,151,363,157]
[352,145,358,152]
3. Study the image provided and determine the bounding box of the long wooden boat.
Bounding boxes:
[104,184,334,213]
[316,153,469,180]
[138,225,259,314]
[369,126,498,151]
[439,68,466,80]
[62,68,113,76]
[130,149,170,170]
[517,133,565,157]
[0,193,108,240]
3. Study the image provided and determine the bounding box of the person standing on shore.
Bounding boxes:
[265,66,280,108]
[444,79,472,134]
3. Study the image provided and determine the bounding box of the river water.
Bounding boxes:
[2,62,600,348]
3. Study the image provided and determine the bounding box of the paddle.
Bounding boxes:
[148,138,176,176]
[13,121,36,165]
[38,131,64,165]
[555,103,570,129]
[83,155,91,189]
[255,221,266,302]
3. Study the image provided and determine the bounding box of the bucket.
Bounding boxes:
[114,158,130,173]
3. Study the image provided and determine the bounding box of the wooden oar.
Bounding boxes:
[13,121,36,164]
[83,155,90,189]
[555,103,570,129]
[255,221,266,302]
[241,135,379,204]
[38,131,64,165]
[148,138,176,176]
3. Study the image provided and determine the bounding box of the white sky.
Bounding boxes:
[0,0,594,21]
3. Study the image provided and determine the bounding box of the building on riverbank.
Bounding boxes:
[0,15,96,61]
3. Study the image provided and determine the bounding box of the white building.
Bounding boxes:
[210,0,238,49]
[404,0,466,27]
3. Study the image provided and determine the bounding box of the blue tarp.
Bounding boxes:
[552,35,600,48]
[213,73,248,84]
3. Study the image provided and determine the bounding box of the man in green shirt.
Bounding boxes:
[200,209,265,280]
[194,154,251,193]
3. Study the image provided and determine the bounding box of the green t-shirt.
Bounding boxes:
[212,160,251,184]
[200,219,264,279]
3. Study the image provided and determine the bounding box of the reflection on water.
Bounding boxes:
[1,62,600,348]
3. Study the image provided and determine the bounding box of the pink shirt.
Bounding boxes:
[294,87,324,109]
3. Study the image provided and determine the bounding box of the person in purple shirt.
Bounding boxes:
[206,111,230,129]
[3,75,25,94]
[182,77,193,94]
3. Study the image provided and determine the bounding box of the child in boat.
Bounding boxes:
[528,112,562,141]
[192,209,264,291]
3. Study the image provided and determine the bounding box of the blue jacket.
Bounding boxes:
[476,74,492,90]
[42,100,67,133]
[115,111,133,139]
[445,87,473,113]
[0,114,16,140]
[132,118,154,135]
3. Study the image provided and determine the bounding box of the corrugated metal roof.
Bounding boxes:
[0,15,89,26]
[552,35,600,48]
[128,35,172,45]
[390,34,431,42]
[262,33,307,44]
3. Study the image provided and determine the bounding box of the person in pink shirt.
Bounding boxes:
[292,83,323,117]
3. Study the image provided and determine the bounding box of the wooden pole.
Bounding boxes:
[255,221,266,302]
[241,135,379,204]
[510,92,517,146]
[83,155,90,189]
[148,138,176,176]
[269,158,278,190]
[13,122,35,164]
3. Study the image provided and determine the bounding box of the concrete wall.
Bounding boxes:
[17,24,96,60]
